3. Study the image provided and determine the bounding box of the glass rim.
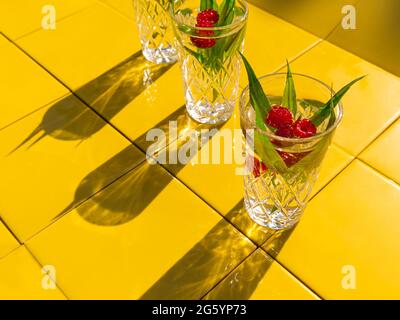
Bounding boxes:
[170,0,249,32]
[240,72,344,143]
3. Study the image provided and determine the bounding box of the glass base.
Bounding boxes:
[142,45,177,64]
[186,100,234,125]
[244,197,301,230]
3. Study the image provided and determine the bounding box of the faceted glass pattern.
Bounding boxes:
[171,0,248,124]
[133,0,177,64]
[240,73,342,229]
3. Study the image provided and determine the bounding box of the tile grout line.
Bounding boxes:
[23,244,71,300]
[199,247,257,300]
[0,216,22,246]
[0,94,70,132]
[96,0,135,22]
[0,31,141,151]
[0,245,21,261]
[12,5,94,42]
[259,246,324,299]
[357,158,400,187]
[23,157,146,244]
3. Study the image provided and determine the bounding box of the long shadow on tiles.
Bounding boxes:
[55,107,224,222]
[140,200,296,300]
[11,50,173,152]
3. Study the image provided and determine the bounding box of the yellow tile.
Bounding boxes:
[16,2,141,90]
[27,162,255,299]
[311,144,353,197]
[360,118,400,184]
[0,221,19,259]
[250,0,358,39]
[205,249,318,300]
[0,246,66,299]
[0,96,144,241]
[0,0,94,40]
[287,41,400,155]
[100,0,135,20]
[240,4,320,86]
[110,64,184,141]
[263,160,400,299]
[0,35,68,129]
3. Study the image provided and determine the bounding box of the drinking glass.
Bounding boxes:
[134,0,178,64]
[240,73,343,229]
[170,0,248,124]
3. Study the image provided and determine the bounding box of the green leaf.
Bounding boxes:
[288,135,331,173]
[177,8,193,16]
[254,130,287,172]
[239,52,271,117]
[282,60,297,116]
[183,46,204,64]
[217,0,235,26]
[201,0,216,10]
[233,6,245,16]
[240,53,287,172]
[299,99,325,109]
[310,76,365,126]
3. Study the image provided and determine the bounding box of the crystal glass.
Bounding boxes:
[170,0,248,125]
[133,0,177,64]
[240,73,343,230]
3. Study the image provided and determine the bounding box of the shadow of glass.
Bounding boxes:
[62,108,224,225]
[225,200,277,245]
[140,219,254,300]
[53,145,144,221]
[203,249,274,300]
[262,225,296,259]
[200,201,297,299]
[11,50,173,152]
[75,161,173,226]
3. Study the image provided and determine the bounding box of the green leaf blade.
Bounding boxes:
[239,52,271,117]
[282,60,297,116]
[217,0,235,26]
[240,53,287,172]
[310,76,365,126]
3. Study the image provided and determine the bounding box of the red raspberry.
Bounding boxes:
[190,20,216,49]
[275,125,294,138]
[271,125,294,147]
[293,119,317,138]
[278,151,309,167]
[197,9,219,24]
[265,105,293,129]
[249,156,268,178]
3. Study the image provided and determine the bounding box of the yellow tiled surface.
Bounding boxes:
[0,221,19,259]
[99,0,135,20]
[239,4,321,85]
[284,41,400,155]
[0,0,95,40]
[359,118,400,184]
[204,249,318,300]
[0,35,68,129]
[26,161,255,299]
[16,2,140,90]
[263,160,400,299]
[0,246,66,299]
[0,96,144,241]
[1,0,399,300]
